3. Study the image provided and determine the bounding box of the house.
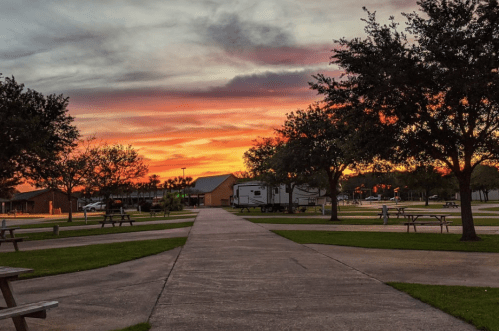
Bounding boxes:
[4,189,78,214]
[189,174,238,207]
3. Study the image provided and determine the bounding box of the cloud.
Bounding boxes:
[199,13,294,52]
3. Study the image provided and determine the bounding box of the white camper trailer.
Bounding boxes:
[232,181,325,212]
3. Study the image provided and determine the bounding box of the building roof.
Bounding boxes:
[11,188,77,201]
[190,174,234,194]
[12,189,52,201]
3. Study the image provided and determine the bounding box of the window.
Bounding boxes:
[254,191,261,196]
[274,188,279,194]
[285,187,289,193]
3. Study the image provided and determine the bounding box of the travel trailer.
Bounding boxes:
[232,181,325,212]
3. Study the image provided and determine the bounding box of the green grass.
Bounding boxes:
[389,283,499,331]
[110,322,151,331]
[249,217,402,225]
[272,230,499,252]
[21,222,193,241]
[0,237,187,279]
[20,215,195,229]
[481,207,499,211]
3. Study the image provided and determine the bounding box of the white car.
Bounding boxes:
[82,202,106,211]
[365,196,378,201]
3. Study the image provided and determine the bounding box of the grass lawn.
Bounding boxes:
[249,217,402,225]
[481,207,499,211]
[0,237,187,279]
[20,222,193,241]
[21,215,195,229]
[272,230,499,252]
[111,323,151,331]
[389,283,499,331]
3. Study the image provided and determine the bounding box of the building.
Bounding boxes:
[2,189,78,214]
[189,174,237,207]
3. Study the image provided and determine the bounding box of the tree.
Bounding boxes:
[148,174,161,199]
[244,137,309,213]
[88,144,148,203]
[471,164,499,202]
[0,75,79,198]
[406,165,446,206]
[313,0,499,240]
[34,141,96,222]
[277,103,391,220]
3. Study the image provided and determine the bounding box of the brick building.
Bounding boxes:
[3,189,78,214]
[189,174,237,207]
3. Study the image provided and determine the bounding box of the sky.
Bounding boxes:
[1,0,419,186]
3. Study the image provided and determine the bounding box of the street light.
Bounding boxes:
[181,168,186,204]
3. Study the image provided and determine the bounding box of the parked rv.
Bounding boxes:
[232,181,325,212]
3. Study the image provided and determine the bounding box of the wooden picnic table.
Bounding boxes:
[100,213,135,227]
[0,266,58,331]
[403,214,452,233]
[149,209,170,217]
[0,226,24,251]
[377,206,407,218]
[443,201,459,208]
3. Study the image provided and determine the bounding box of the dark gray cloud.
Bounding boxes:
[199,13,294,52]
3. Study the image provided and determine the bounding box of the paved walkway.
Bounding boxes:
[4,209,497,330]
[149,209,475,330]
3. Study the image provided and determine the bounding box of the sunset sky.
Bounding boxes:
[2,0,419,184]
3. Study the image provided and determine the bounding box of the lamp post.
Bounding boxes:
[181,168,186,204]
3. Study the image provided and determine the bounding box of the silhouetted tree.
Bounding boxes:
[313,0,499,240]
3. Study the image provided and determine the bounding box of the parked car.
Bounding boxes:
[82,202,106,211]
[390,197,402,201]
[365,196,378,201]
[429,195,439,200]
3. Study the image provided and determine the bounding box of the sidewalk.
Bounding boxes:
[148,209,476,330]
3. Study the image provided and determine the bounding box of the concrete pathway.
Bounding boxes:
[256,223,499,234]
[3,209,496,330]
[148,209,476,330]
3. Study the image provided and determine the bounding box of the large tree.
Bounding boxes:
[314,0,499,240]
[34,142,96,222]
[277,103,390,220]
[0,76,79,198]
[406,165,446,206]
[88,144,148,202]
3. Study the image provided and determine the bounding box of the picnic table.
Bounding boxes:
[443,201,459,208]
[99,212,135,227]
[377,206,406,219]
[0,224,25,252]
[0,266,58,331]
[403,214,452,233]
[149,209,170,217]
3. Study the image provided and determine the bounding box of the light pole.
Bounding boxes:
[181,168,186,204]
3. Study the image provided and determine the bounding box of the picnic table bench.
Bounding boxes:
[443,201,459,208]
[149,209,170,217]
[403,214,452,233]
[0,224,26,252]
[377,206,406,219]
[0,266,58,331]
[99,213,135,227]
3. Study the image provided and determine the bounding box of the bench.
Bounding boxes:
[98,220,117,228]
[0,301,58,321]
[0,238,25,251]
[377,213,401,219]
[443,201,459,208]
[403,220,453,233]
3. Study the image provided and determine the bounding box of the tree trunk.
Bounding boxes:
[287,183,294,214]
[67,191,73,222]
[327,170,340,221]
[457,173,480,241]
[425,188,429,206]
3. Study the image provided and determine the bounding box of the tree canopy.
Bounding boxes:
[312,0,499,240]
[0,76,79,198]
